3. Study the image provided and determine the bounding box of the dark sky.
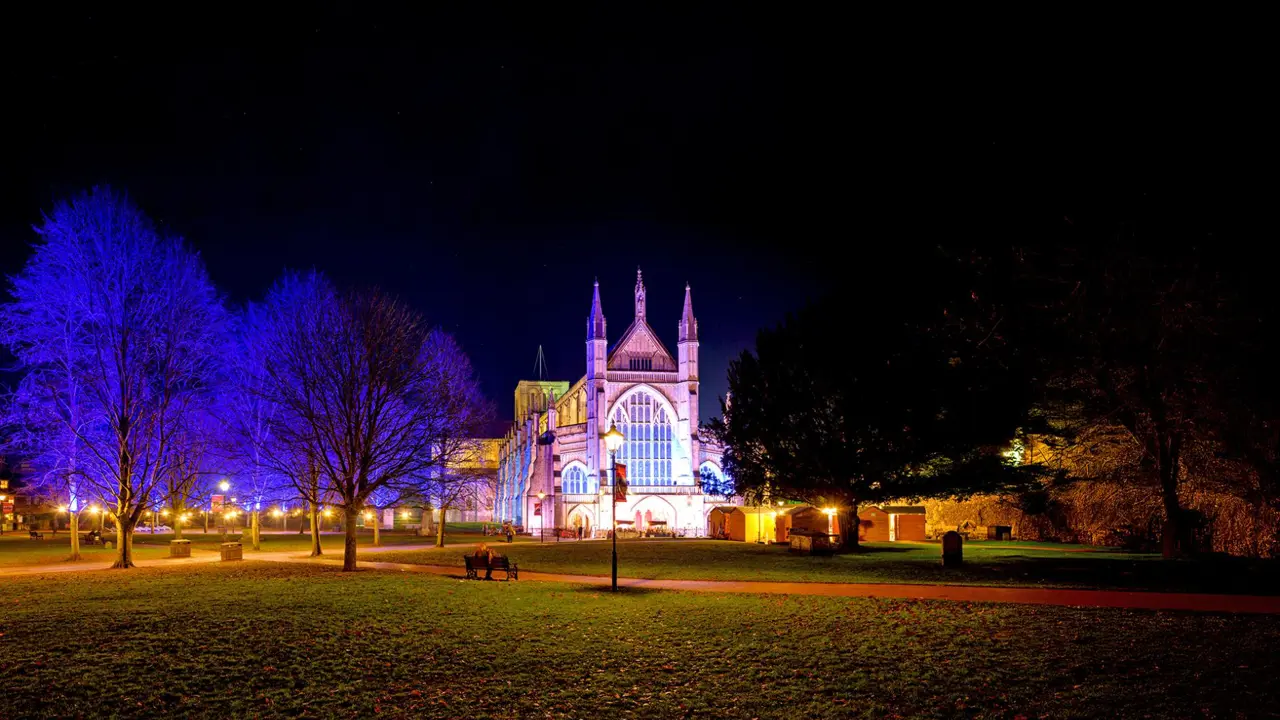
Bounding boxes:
[2,9,1270,423]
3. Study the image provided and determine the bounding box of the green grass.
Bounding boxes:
[0,563,1276,718]
[0,529,442,567]
[372,538,1280,594]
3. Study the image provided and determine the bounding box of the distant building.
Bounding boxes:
[494,269,731,537]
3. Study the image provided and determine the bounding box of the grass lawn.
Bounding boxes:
[372,539,1280,595]
[0,526,518,568]
[0,563,1276,718]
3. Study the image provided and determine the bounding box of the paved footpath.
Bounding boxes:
[6,546,1280,614]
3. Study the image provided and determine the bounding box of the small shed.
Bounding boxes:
[708,506,780,543]
[858,505,927,542]
[775,505,840,544]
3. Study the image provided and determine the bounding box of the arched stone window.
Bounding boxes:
[611,390,673,486]
[563,463,591,494]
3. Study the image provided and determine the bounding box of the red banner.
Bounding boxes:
[533,501,542,517]
[211,494,225,513]
[1,502,13,514]
[613,464,628,502]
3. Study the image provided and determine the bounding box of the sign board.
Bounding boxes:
[533,501,542,517]
[2,502,13,514]
[613,464,628,502]
[211,494,225,513]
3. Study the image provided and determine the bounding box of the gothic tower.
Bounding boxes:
[585,279,608,488]
[678,282,700,479]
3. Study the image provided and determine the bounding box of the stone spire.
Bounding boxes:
[587,278,606,340]
[678,282,698,342]
[634,266,646,320]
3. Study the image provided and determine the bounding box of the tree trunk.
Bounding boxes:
[68,511,82,561]
[435,504,447,548]
[173,509,184,540]
[1158,432,1184,559]
[838,503,860,552]
[251,510,261,551]
[112,521,136,569]
[342,506,359,571]
[371,507,381,547]
[309,502,323,557]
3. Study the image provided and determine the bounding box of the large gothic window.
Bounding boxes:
[611,391,673,486]
[563,464,591,494]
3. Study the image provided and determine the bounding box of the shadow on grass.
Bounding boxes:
[568,584,667,596]
[836,545,915,555]
[925,554,1280,595]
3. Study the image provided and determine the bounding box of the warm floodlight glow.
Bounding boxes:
[603,423,625,453]
[537,491,546,500]
[58,505,68,513]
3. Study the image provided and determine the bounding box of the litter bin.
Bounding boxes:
[170,539,191,558]
[220,542,243,561]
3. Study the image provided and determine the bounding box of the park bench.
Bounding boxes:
[29,530,45,540]
[80,531,103,546]
[463,554,518,581]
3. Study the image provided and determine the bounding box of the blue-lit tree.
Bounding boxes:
[219,303,295,551]
[0,188,229,568]
[256,271,488,570]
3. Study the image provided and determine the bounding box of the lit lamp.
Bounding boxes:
[218,480,230,493]
[603,422,626,592]
[536,491,547,544]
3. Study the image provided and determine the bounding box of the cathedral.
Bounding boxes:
[494,270,731,537]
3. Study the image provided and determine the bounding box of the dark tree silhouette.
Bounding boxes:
[711,250,1043,550]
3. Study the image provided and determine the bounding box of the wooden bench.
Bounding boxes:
[29,530,45,540]
[463,554,518,581]
[81,531,103,546]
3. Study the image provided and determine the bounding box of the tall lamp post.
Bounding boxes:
[536,491,546,543]
[0,493,7,535]
[603,423,625,591]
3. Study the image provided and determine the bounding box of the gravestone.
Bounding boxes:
[170,535,192,558]
[941,530,963,567]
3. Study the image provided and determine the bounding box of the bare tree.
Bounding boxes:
[0,189,228,568]
[257,271,486,570]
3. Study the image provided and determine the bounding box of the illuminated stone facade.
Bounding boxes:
[495,270,731,537]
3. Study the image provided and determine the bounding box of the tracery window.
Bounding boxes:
[611,391,673,486]
[563,464,592,494]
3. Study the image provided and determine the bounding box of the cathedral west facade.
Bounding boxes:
[494,270,731,537]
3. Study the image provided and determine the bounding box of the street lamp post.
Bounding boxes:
[536,491,546,543]
[603,423,625,592]
[0,494,7,536]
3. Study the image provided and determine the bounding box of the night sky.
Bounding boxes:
[2,9,1268,425]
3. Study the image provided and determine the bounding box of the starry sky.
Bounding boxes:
[1,8,1268,427]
